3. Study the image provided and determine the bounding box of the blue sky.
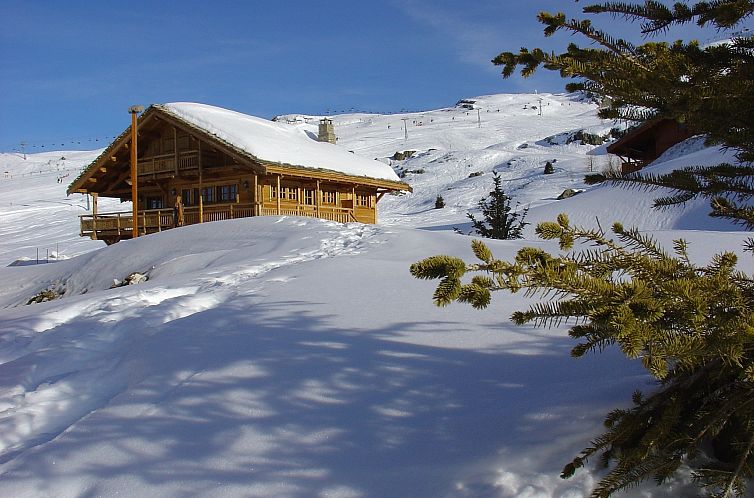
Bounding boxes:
[0,0,747,152]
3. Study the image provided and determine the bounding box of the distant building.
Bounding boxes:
[607,119,694,174]
[68,103,410,244]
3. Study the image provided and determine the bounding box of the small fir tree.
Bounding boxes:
[435,195,445,209]
[544,161,555,174]
[467,173,528,239]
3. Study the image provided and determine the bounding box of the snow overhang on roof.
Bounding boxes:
[157,103,403,184]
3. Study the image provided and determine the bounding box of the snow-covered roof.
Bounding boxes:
[156,103,401,183]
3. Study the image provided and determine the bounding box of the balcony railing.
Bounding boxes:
[259,205,356,223]
[137,150,199,176]
[80,202,359,242]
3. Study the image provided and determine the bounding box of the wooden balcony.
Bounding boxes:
[259,205,356,223]
[79,203,357,243]
[137,150,199,176]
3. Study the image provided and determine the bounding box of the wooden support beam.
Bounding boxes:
[315,180,320,217]
[252,173,258,215]
[130,108,139,239]
[199,140,203,223]
[91,193,98,240]
[173,127,179,176]
[99,167,107,173]
[276,175,281,215]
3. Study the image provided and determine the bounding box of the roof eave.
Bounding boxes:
[264,163,411,192]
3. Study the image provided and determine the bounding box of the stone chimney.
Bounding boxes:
[318,118,337,144]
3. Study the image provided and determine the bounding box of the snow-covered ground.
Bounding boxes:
[0,93,749,497]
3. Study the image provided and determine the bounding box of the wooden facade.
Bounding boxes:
[607,119,694,174]
[68,105,410,245]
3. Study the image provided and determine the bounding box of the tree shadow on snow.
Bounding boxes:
[0,295,643,497]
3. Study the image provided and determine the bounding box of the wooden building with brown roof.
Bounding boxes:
[607,118,694,174]
[67,103,410,244]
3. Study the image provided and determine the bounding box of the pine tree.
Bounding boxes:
[413,2,754,496]
[492,1,754,163]
[544,161,555,174]
[411,216,754,497]
[467,173,528,239]
[435,195,445,209]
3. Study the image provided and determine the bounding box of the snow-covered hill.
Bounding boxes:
[0,93,749,497]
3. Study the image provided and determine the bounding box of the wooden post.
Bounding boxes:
[315,180,320,218]
[91,193,98,240]
[173,127,179,176]
[128,107,142,238]
[252,174,258,215]
[276,175,281,215]
[352,186,356,220]
[198,139,204,223]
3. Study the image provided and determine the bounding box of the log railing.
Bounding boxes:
[259,205,357,223]
[80,202,358,241]
[80,208,176,238]
[182,203,256,225]
[137,150,199,176]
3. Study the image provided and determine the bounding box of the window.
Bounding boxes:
[269,184,278,200]
[302,188,315,205]
[202,187,215,204]
[146,196,163,209]
[181,188,200,206]
[282,187,297,201]
[216,184,237,202]
[322,190,336,205]
[356,193,371,207]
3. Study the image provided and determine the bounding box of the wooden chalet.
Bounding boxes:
[607,118,694,174]
[67,103,410,244]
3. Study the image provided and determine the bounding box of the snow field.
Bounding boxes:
[0,92,750,497]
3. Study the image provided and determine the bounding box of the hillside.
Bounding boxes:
[0,93,749,497]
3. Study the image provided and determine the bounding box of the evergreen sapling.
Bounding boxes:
[467,172,529,240]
